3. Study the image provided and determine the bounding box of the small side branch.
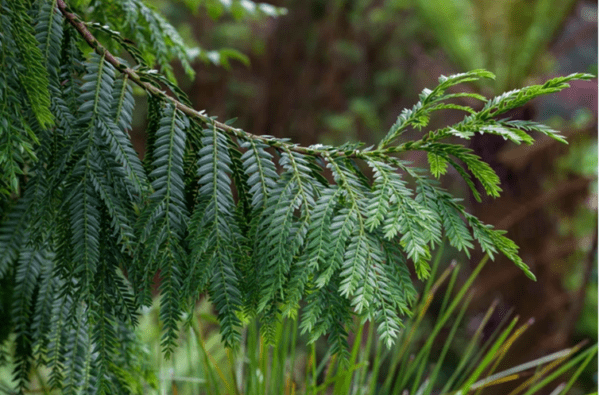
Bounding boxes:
[56,0,364,159]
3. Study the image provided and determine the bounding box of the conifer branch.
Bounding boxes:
[55,0,595,168]
[56,0,206,122]
[56,0,357,159]
[1,2,593,388]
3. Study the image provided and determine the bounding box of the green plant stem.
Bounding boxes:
[353,321,373,389]
[440,299,499,393]
[455,305,515,385]
[422,244,445,299]
[398,255,488,390]
[458,316,520,393]
[472,317,535,395]
[192,319,222,394]
[421,292,473,394]
[466,346,577,393]
[288,319,299,393]
[521,344,598,395]
[557,344,596,394]
[407,267,462,393]
[379,259,458,393]
[367,325,385,394]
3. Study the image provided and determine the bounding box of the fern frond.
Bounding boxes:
[78,53,115,124]
[240,140,278,210]
[279,148,318,211]
[379,69,495,147]
[351,232,384,316]
[11,246,49,389]
[101,0,194,79]
[299,287,325,338]
[59,25,86,115]
[285,186,342,314]
[35,0,63,83]
[477,73,594,120]
[111,74,134,132]
[68,177,101,295]
[186,125,242,347]
[0,198,30,277]
[23,167,58,248]
[321,281,352,361]
[60,53,113,294]
[500,119,568,144]
[152,10,195,77]
[91,150,136,252]
[462,211,535,279]
[373,276,403,349]
[134,104,189,353]
[187,126,235,283]
[481,226,536,281]
[316,207,357,289]
[325,156,378,304]
[301,277,352,359]
[147,105,189,232]
[427,152,449,178]
[208,243,243,348]
[109,267,139,326]
[91,254,120,394]
[30,251,58,361]
[255,172,305,312]
[253,149,316,320]
[465,213,498,258]
[436,194,475,256]
[384,194,433,278]
[339,229,369,300]
[382,240,418,309]
[365,160,436,277]
[142,95,163,173]
[6,0,54,129]
[0,50,40,195]
[423,143,502,198]
[435,69,496,90]
[327,156,370,202]
[226,134,252,221]
[46,292,70,389]
[99,115,147,200]
[156,245,184,355]
[429,102,477,114]
[62,304,91,395]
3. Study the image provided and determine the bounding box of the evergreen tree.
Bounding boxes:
[0,0,593,392]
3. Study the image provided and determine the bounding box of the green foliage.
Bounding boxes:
[59,256,593,395]
[0,0,594,392]
[4,1,54,130]
[86,0,195,78]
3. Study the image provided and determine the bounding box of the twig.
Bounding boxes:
[56,0,370,160]
[57,1,206,124]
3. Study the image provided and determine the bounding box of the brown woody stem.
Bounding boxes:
[56,0,366,159]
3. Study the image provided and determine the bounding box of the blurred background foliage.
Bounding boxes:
[121,0,597,392]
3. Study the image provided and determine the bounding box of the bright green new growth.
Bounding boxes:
[0,0,594,393]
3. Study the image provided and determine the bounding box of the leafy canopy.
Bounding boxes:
[0,0,593,392]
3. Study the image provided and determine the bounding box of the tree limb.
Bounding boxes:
[56,0,363,159]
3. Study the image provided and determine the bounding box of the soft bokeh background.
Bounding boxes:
[132,0,598,391]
